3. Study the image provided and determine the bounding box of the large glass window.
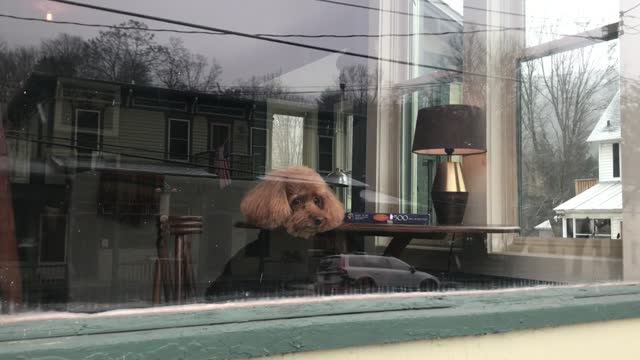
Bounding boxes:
[1,0,639,322]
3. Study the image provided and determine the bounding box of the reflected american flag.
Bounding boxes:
[215,142,231,189]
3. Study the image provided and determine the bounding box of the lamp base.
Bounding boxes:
[432,191,468,225]
[431,161,468,225]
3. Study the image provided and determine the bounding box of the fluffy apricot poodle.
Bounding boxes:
[240,166,344,238]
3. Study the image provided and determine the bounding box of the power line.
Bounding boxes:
[1,12,606,46]
[7,133,258,176]
[54,0,601,84]
[312,0,616,42]
[622,1,640,15]
[8,131,168,156]
[422,0,528,19]
[620,2,640,36]
[0,11,611,43]
[623,22,640,32]
[313,0,615,42]
[0,13,224,36]
[0,13,522,39]
[22,1,612,83]
[325,0,615,24]
[259,28,519,38]
[312,0,506,30]
[172,80,457,95]
[48,0,495,78]
[449,1,609,23]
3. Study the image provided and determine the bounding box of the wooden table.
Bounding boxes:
[332,223,520,257]
[237,222,519,256]
[235,222,519,275]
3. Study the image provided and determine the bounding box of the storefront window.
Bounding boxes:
[0,0,638,317]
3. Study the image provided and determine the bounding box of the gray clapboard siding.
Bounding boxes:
[118,108,166,161]
[192,115,208,154]
[233,120,249,154]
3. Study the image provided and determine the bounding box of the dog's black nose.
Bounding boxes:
[314,217,324,226]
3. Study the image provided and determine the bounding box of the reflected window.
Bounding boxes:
[271,114,303,169]
[209,123,230,152]
[75,109,100,158]
[388,257,412,271]
[318,135,333,176]
[167,118,190,161]
[613,143,620,178]
[575,219,592,238]
[594,219,612,237]
[251,127,267,175]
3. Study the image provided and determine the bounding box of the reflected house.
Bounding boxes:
[1,0,467,310]
[6,72,353,308]
[553,91,623,239]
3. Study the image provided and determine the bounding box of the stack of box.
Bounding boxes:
[344,213,429,225]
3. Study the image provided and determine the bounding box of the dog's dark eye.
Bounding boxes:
[313,196,322,208]
[291,198,302,208]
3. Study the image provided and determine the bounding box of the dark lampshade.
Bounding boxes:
[412,105,486,155]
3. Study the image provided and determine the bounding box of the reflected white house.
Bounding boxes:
[553,90,622,239]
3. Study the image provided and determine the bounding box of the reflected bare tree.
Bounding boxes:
[317,64,377,114]
[438,25,618,234]
[271,114,304,168]
[0,41,38,103]
[514,21,619,233]
[37,34,87,77]
[521,42,617,234]
[3,21,226,92]
[83,20,160,85]
[339,64,378,110]
[156,37,222,92]
[222,71,303,102]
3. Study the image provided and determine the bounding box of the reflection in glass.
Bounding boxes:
[0,0,634,314]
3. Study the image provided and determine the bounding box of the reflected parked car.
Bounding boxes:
[315,254,440,292]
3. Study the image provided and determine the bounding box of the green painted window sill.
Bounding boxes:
[2,284,640,359]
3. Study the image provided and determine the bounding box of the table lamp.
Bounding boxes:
[411,105,486,225]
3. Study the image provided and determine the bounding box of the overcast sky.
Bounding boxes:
[0,0,618,85]
[1,0,374,84]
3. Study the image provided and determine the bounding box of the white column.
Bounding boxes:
[620,0,640,280]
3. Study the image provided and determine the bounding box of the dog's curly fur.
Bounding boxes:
[240,166,344,238]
